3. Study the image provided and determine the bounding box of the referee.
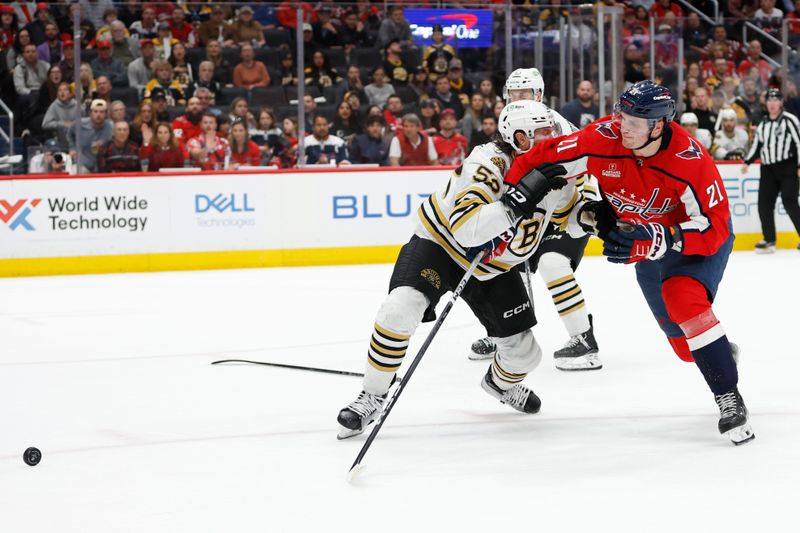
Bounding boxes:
[742,88,800,253]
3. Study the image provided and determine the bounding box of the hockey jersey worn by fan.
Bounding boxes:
[506,116,730,256]
[415,142,584,280]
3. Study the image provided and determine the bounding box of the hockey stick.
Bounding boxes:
[211,359,364,378]
[347,251,485,481]
[523,259,534,305]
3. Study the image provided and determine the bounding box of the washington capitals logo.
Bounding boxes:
[676,138,703,161]
[595,121,618,140]
[0,199,41,231]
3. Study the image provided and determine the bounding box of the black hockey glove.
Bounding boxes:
[502,163,568,219]
[465,228,516,264]
[577,199,618,239]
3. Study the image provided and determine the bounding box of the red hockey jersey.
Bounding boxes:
[506,116,730,256]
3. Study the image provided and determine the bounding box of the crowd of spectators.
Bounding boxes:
[0,1,798,174]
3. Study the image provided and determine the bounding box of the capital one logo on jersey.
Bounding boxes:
[0,198,41,231]
[676,138,703,161]
[604,188,677,220]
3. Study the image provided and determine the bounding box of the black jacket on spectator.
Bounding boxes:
[212,60,233,86]
[469,130,492,152]
[692,108,717,132]
[430,89,465,120]
[339,25,370,48]
[349,133,389,165]
[187,79,221,102]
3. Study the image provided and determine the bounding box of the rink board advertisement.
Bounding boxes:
[0,164,794,276]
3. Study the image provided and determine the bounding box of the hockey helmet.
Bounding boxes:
[503,68,545,103]
[766,88,783,101]
[614,80,676,125]
[498,100,555,153]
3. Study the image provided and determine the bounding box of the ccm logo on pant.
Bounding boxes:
[503,302,531,318]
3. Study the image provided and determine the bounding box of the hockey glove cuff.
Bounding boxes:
[465,228,516,264]
[603,222,681,264]
[502,163,568,219]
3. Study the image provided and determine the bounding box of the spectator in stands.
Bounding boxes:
[446,59,472,103]
[251,108,286,163]
[169,42,193,93]
[229,6,265,48]
[705,25,743,63]
[92,40,128,88]
[409,66,432,100]
[0,5,18,53]
[305,50,340,93]
[85,0,114,29]
[172,96,204,143]
[560,80,600,129]
[383,39,410,86]
[754,0,784,31]
[228,119,261,168]
[493,99,505,119]
[127,39,154,96]
[68,99,113,173]
[187,112,230,170]
[649,0,683,23]
[654,22,679,81]
[25,2,52,45]
[109,100,127,124]
[365,66,394,108]
[140,122,185,171]
[278,48,298,86]
[423,24,455,81]
[193,87,219,116]
[302,94,318,132]
[349,115,389,166]
[432,108,468,165]
[679,112,713,149]
[711,108,750,160]
[378,7,413,49]
[383,94,404,134]
[153,21,179,61]
[737,40,772,87]
[332,101,362,141]
[144,61,185,106]
[389,113,437,166]
[130,99,155,146]
[252,3,277,29]
[280,116,299,167]
[110,20,139,64]
[690,86,718,131]
[6,28,31,70]
[43,81,77,146]
[71,62,96,108]
[683,12,711,63]
[149,88,170,122]
[29,63,61,133]
[130,6,158,40]
[300,23,321,64]
[98,121,140,172]
[738,77,764,125]
[726,0,759,20]
[68,4,96,50]
[624,43,646,84]
[233,43,270,91]
[705,57,737,91]
[36,22,61,64]
[94,75,113,106]
[305,115,349,165]
[459,93,487,142]
[340,9,369,51]
[197,5,230,47]
[14,42,49,111]
[343,91,363,115]
[418,98,439,136]
[168,7,195,48]
[53,38,73,83]
[229,97,256,130]
[788,0,800,44]
[205,40,233,87]
[469,115,498,152]
[338,65,365,102]
[429,74,464,120]
[187,60,220,103]
[313,7,340,48]
[117,0,142,29]
[477,79,499,109]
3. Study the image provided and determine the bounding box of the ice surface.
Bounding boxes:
[1,251,798,532]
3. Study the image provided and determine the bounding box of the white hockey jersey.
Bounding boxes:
[552,109,579,135]
[414,142,591,280]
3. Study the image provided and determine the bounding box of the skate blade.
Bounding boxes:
[725,423,755,446]
[754,248,775,255]
[555,355,603,371]
[337,426,366,440]
[467,350,495,361]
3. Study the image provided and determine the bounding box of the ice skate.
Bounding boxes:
[481,368,541,414]
[754,240,775,254]
[715,387,755,446]
[337,390,386,440]
[554,314,602,371]
[468,337,497,361]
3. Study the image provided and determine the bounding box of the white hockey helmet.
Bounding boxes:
[498,100,555,153]
[503,68,545,103]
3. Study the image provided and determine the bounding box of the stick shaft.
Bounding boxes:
[349,253,484,472]
[211,359,364,377]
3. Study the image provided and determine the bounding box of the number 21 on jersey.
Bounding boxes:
[706,180,724,208]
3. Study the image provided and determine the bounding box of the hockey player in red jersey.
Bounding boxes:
[506,80,754,445]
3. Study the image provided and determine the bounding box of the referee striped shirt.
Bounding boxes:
[744,111,800,166]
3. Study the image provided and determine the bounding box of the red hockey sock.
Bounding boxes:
[667,336,694,362]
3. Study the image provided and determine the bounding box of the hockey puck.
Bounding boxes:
[23,447,41,466]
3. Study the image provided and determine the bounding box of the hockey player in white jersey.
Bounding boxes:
[468,67,603,371]
[337,101,587,439]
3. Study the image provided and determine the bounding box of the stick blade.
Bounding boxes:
[346,463,366,484]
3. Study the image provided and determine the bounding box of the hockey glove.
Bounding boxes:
[502,163,568,219]
[603,222,681,264]
[577,199,618,239]
[465,228,516,264]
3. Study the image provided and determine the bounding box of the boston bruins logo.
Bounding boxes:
[420,268,441,290]
[490,156,507,175]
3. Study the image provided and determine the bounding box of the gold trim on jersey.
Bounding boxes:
[449,199,484,233]
[492,359,526,384]
[455,186,493,205]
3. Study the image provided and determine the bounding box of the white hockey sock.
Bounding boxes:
[363,287,428,396]
[490,330,542,391]
[538,252,590,337]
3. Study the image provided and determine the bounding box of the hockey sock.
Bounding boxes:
[538,253,590,336]
[363,287,427,395]
[490,331,542,391]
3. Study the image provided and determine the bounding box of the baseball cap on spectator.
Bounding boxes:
[239,6,253,14]
[96,40,112,49]
[149,87,167,101]
[658,24,671,33]
[449,58,463,71]
[139,38,153,47]
[440,108,456,119]
[62,38,74,48]
[0,5,15,14]
[90,99,108,111]
[679,112,699,126]
[35,2,48,13]
[302,23,312,32]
